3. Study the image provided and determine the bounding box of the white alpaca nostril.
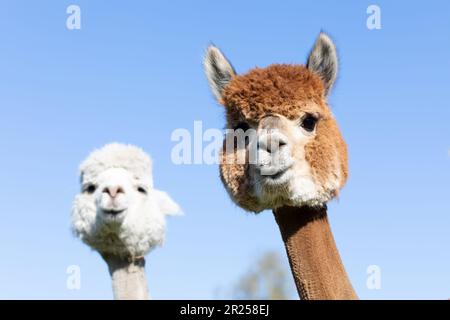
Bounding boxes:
[103,186,124,198]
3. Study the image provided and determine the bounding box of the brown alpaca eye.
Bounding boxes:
[137,187,147,194]
[301,115,318,132]
[85,184,97,194]
[233,121,251,147]
[234,122,250,132]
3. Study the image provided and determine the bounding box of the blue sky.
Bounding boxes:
[0,1,449,299]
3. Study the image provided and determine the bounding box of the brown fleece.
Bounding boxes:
[220,144,257,211]
[274,206,357,300]
[222,64,327,123]
[305,116,348,190]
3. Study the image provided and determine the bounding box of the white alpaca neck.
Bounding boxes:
[102,254,150,300]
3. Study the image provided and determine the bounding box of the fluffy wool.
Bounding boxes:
[71,143,181,259]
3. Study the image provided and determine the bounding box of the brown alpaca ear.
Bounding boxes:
[307,32,338,96]
[204,45,236,101]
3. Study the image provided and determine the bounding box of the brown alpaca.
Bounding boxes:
[204,33,357,299]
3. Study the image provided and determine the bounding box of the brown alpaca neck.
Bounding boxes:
[274,205,357,300]
[102,254,150,300]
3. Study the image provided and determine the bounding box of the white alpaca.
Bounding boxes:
[71,143,181,299]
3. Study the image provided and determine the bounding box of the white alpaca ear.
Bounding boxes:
[204,45,236,101]
[154,190,182,216]
[307,32,338,96]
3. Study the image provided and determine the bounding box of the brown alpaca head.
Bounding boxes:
[204,33,348,213]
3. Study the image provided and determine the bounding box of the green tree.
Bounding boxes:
[232,251,295,300]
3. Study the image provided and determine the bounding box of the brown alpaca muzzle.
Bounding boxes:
[220,116,309,212]
[253,130,292,178]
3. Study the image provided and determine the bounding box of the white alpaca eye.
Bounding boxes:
[84,184,97,194]
[137,186,147,195]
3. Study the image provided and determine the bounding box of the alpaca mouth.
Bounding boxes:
[260,165,292,182]
[268,169,289,180]
[102,208,126,216]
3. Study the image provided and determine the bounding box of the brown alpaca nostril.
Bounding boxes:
[103,186,124,198]
[259,134,288,153]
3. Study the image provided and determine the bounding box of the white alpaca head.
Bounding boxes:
[71,143,181,259]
